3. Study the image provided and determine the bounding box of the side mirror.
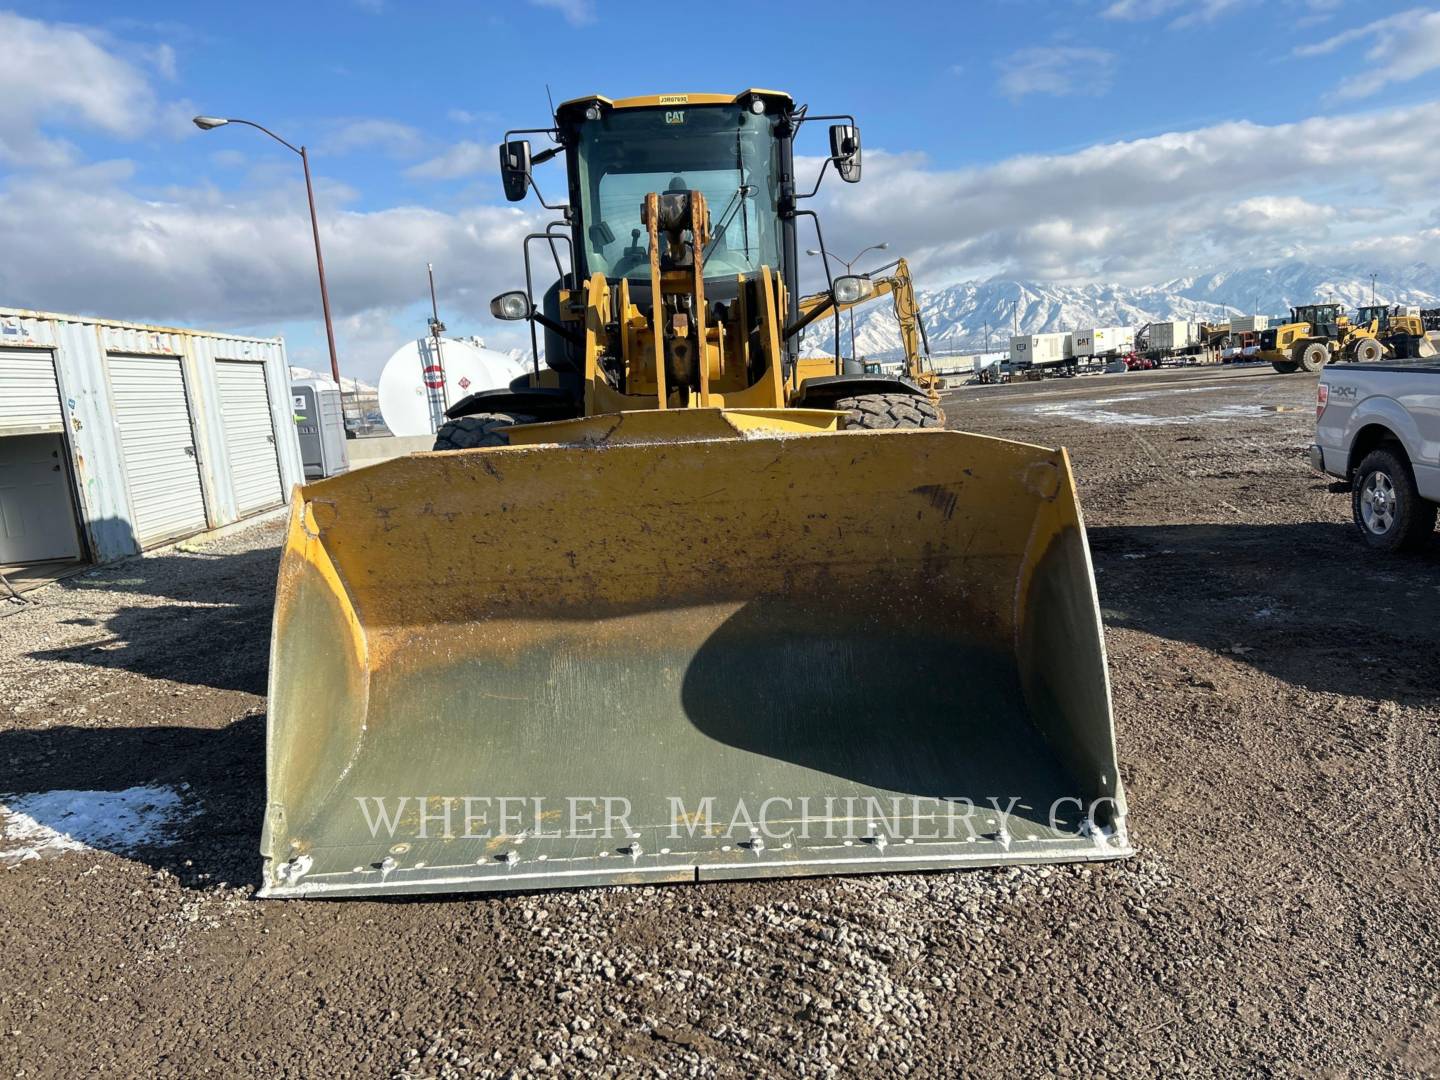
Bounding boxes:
[490,291,534,321]
[499,139,532,202]
[832,275,874,306]
[829,124,862,184]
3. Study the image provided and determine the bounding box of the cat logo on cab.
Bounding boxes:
[665,110,685,125]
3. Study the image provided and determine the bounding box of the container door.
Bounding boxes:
[108,354,209,548]
[0,350,63,435]
[0,434,83,564]
[216,360,284,514]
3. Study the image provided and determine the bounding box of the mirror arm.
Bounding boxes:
[531,310,585,346]
[796,157,831,201]
[783,295,837,341]
[527,173,569,213]
[792,112,856,133]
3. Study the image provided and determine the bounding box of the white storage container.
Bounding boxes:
[1148,321,1197,352]
[1230,315,1268,333]
[1008,332,1070,367]
[1071,327,1135,357]
[0,306,303,568]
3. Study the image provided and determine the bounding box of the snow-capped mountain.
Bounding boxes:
[288,366,378,394]
[826,261,1440,359]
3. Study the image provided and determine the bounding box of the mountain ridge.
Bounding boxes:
[825,261,1440,359]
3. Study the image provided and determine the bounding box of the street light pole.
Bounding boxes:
[806,242,889,362]
[300,146,341,388]
[193,116,342,388]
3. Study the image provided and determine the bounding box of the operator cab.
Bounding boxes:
[563,100,786,284]
[1292,303,1342,336]
[1356,304,1390,331]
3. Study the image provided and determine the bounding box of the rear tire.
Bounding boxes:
[833,393,945,430]
[433,411,537,450]
[1352,448,1436,552]
[1351,337,1382,363]
[1271,360,1300,374]
[1296,342,1330,372]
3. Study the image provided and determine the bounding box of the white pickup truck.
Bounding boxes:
[1311,361,1440,551]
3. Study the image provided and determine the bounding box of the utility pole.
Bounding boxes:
[1371,273,1377,305]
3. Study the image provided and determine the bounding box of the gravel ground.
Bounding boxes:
[2,364,1437,1077]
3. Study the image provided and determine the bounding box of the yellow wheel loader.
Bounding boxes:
[1260,302,1379,373]
[262,90,1129,898]
[1353,304,1437,360]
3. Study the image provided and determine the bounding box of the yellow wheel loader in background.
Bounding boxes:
[1353,304,1437,360]
[1260,302,1381,373]
[262,90,1129,898]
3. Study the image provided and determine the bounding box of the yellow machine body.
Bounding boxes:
[260,90,1127,897]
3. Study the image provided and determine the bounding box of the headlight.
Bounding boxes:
[490,291,533,321]
[832,275,874,306]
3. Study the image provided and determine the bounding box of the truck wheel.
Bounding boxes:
[834,393,945,430]
[1351,338,1382,363]
[433,412,537,450]
[1352,448,1437,552]
[1296,342,1330,372]
[1271,360,1300,374]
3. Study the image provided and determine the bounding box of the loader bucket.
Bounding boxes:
[261,410,1129,898]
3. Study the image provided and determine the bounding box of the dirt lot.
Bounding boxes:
[2,364,1437,1077]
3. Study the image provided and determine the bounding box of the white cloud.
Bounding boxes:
[316,118,429,158]
[997,47,1117,99]
[809,100,1440,286]
[1295,7,1440,100]
[1102,0,1249,25]
[0,11,161,167]
[0,173,541,342]
[1221,195,1334,232]
[528,0,596,25]
[406,140,493,180]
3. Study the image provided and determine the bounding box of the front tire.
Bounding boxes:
[1296,342,1330,372]
[1350,337,1382,363]
[1271,360,1300,374]
[433,411,537,450]
[834,393,945,430]
[1352,448,1436,552]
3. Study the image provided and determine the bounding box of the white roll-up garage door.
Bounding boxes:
[216,360,284,515]
[108,355,209,548]
[0,350,63,434]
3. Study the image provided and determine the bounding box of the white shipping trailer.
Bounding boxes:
[1009,332,1071,367]
[1148,321,1198,352]
[1071,326,1136,357]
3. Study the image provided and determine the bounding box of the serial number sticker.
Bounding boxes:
[658,94,689,105]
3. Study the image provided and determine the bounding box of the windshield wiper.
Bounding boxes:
[702,182,755,261]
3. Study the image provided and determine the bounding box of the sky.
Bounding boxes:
[2,0,1440,381]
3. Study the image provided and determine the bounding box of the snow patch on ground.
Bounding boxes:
[1,785,194,866]
[1027,398,1262,427]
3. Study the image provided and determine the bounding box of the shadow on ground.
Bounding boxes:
[0,715,266,889]
[1090,521,1440,701]
[27,546,279,694]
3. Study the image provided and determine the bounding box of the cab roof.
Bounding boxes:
[556,89,792,117]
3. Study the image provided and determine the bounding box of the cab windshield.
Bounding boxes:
[575,105,782,282]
